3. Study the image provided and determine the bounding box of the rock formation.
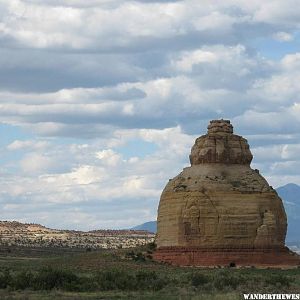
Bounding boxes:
[153,120,300,267]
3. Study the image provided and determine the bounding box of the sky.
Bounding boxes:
[0,0,300,230]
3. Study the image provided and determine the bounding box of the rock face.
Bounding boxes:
[153,120,300,267]
[190,120,253,165]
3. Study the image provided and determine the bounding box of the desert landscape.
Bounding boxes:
[1,243,300,300]
[0,221,154,250]
[1,0,300,299]
[0,121,299,299]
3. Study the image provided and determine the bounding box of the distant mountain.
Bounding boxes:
[277,183,300,244]
[133,183,300,242]
[131,221,157,233]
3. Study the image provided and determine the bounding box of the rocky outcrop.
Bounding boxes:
[154,120,300,267]
[0,221,155,250]
[190,119,253,165]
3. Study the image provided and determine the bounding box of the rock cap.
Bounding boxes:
[190,119,253,165]
[207,119,233,134]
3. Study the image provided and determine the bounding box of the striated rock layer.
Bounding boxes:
[154,120,300,267]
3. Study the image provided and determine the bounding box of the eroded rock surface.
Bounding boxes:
[154,120,300,267]
[190,119,253,165]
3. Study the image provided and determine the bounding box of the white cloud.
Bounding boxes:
[1,0,298,51]
[172,49,218,72]
[96,149,122,166]
[1,0,300,229]
[0,125,193,225]
[69,165,105,185]
[253,0,300,26]
[7,140,49,151]
[273,31,294,42]
[20,153,55,174]
[252,144,300,162]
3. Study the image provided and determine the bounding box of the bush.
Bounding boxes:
[12,270,33,290]
[213,270,245,291]
[0,267,82,291]
[0,267,168,292]
[265,274,291,287]
[147,242,157,252]
[95,269,166,291]
[136,270,166,291]
[125,251,146,262]
[190,273,210,287]
[0,269,12,289]
[31,267,80,291]
[96,269,135,290]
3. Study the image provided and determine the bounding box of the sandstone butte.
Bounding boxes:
[153,119,300,267]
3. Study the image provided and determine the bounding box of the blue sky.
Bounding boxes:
[0,0,300,229]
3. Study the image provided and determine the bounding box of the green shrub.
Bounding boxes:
[190,273,210,287]
[0,267,168,292]
[147,242,157,252]
[12,270,33,290]
[265,274,291,287]
[135,252,146,262]
[125,251,146,262]
[95,269,166,291]
[136,270,166,291]
[213,270,245,291]
[76,276,98,292]
[0,269,12,289]
[31,267,80,290]
[96,269,135,290]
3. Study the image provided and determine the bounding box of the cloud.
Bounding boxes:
[20,153,55,174]
[273,31,294,42]
[1,0,300,229]
[0,45,273,136]
[0,126,194,228]
[253,0,300,26]
[0,0,298,94]
[1,1,298,55]
[96,149,122,166]
[7,140,49,151]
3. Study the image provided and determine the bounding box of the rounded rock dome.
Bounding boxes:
[154,120,299,267]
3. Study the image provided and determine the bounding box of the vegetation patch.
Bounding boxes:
[0,245,299,299]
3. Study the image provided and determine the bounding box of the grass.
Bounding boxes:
[0,290,241,300]
[0,245,299,299]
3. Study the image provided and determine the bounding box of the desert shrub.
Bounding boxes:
[213,270,245,291]
[96,269,135,290]
[0,267,168,292]
[76,276,98,292]
[265,274,291,287]
[95,269,167,291]
[0,269,12,289]
[136,270,166,291]
[0,267,97,292]
[134,252,146,262]
[147,242,157,252]
[31,267,80,290]
[190,273,210,287]
[125,251,146,262]
[12,270,33,290]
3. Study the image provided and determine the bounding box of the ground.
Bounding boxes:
[0,245,299,299]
